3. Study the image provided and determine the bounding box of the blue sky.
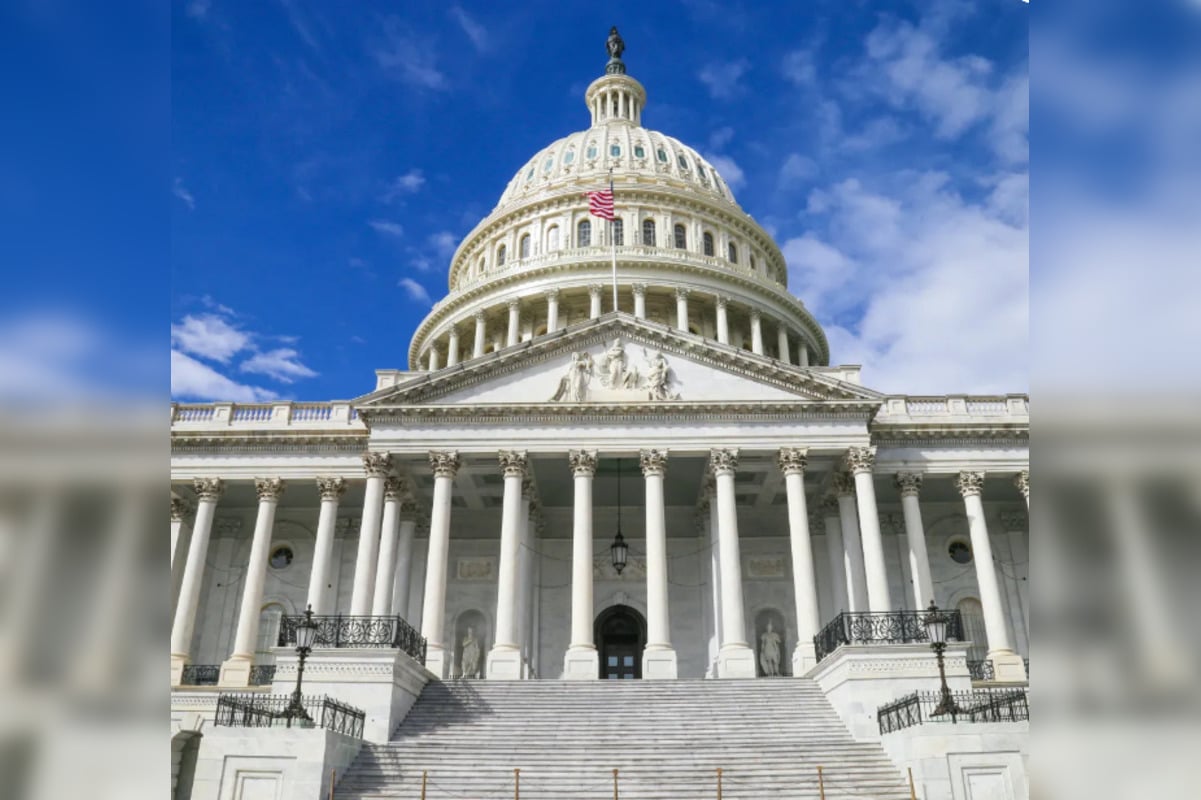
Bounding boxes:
[169,0,1028,402]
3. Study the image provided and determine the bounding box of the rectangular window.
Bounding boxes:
[612,219,624,246]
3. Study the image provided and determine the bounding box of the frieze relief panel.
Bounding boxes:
[456,558,496,581]
[550,337,679,403]
[744,555,788,579]
[593,555,647,580]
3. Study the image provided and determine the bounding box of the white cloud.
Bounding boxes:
[698,59,750,100]
[382,169,425,202]
[428,231,458,259]
[374,18,449,90]
[450,6,489,52]
[239,348,318,383]
[704,153,746,189]
[408,256,432,272]
[779,153,818,186]
[173,178,195,210]
[368,219,405,238]
[782,49,817,87]
[398,278,432,305]
[172,350,278,402]
[170,314,250,363]
[186,0,211,19]
[709,127,735,150]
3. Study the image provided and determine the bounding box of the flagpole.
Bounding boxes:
[609,170,618,313]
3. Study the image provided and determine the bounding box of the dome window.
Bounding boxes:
[677,154,689,170]
[478,256,486,274]
[587,144,598,159]
[546,225,560,251]
[634,145,646,159]
[728,242,738,263]
[543,157,554,173]
[564,149,575,164]
[612,219,624,246]
[577,220,592,247]
[642,219,656,247]
[698,166,709,186]
[673,224,687,250]
[703,232,714,256]
[657,148,668,163]
[519,234,531,259]
[525,167,535,182]
[610,144,621,158]
[497,244,507,266]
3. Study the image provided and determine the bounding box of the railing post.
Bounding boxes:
[716,767,723,800]
[335,613,342,648]
[329,769,336,800]
[421,771,427,800]
[514,767,520,800]
[613,768,619,800]
[817,765,825,800]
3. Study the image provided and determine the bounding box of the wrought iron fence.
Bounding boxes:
[813,610,964,663]
[878,688,1029,734]
[179,664,219,686]
[214,692,366,738]
[249,665,276,686]
[967,658,995,681]
[277,613,427,664]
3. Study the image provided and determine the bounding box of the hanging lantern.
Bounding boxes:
[610,531,628,574]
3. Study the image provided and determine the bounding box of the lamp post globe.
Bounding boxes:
[286,604,319,725]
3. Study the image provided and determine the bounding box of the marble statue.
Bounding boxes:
[643,349,677,401]
[599,337,638,389]
[550,351,594,402]
[759,620,782,677]
[460,626,481,679]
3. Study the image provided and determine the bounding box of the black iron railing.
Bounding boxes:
[214,692,366,738]
[179,664,220,686]
[878,688,1029,735]
[966,658,995,681]
[813,610,964,663]
[249,665,276,686]
[277,614,427,664]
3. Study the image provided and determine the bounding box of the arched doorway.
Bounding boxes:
[594,605,646,680]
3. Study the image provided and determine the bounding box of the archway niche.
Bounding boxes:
[453,609,489,679]
[754,608,789,677]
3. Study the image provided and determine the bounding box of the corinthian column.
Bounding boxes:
[845,447,891,612]
[170,497,193,614]
[220,478,285,686]
[675,287,690,331]
[640,449,677,678]
[372,477,406,615]
[488,450,528,679]
[711,448,756,678]
[895,473,935,610]
[506,300,521,347]
[473,311,487,358]
[715,297,730,344]
[779,448,819,673]
[833,472,869,613]
[777,325,792,364]
[589,285,603,318]
[545,289,560,332]
[632,284,647,318]
[170,478,222,685]
[956,471,1026,681]
[307,477,346,614]
[421,450,460,678]
[350,453,391,615]
[750,311,764,355]
[447,328,460,366]
[392,503,419,620]
[820,496,847,617]
[564,450,599,679]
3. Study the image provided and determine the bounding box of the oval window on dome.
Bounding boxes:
[657,148,668,163]
[697,166,710,186]
[563,149,575,164]
[610,144,621,158]
[586,144,598,159]
[544,157,554,173]
[677,154,689,170]
[525,166,534,182]
[634,145,645,159]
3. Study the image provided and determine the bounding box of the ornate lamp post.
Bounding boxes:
[923,600,961,719]
[610,459,628,575]
[284,604,319,726]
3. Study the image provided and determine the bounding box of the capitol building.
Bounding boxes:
[170,31,1029,800]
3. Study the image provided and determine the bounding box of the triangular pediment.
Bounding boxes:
[356,315,882,414]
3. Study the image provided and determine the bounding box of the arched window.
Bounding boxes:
[577,220,591,247]
[519,234,531,259]
[546,226,560,251]
[478,256,485,274]
[728,242,738,263]
[749,255,756,273]
[497,244,507,266]
[612,218,624,246]
[677,154,689,170]
[642,219,656,247]
[703,232,714,256]
[657,148,668,163]
[673,224,687,249]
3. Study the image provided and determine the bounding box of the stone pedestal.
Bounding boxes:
[717,644,757,678]
[990,650,1028,683]
[424,645,449,680]
[642,646,677,679]
[218,654,253,688]
[485,645,525,680]
[791,640,818,676]
[170,654,187,687]
[563,646,599,680]
[189,726,362,800]
[271,647,432,743]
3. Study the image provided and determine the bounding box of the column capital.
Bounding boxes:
[956,471,986,497]
[544,287,560,300]
[507,298,521,311]
[631,282,647,297]
[1014,470,1029,500]
[216,517,243,536]
[703,474,716,497]
[750,309,761,322]
[254,477,286,502]
[895,471,923,497]
[363,452,392,477]
[820,495,840,515]
[708,447,739,477]
[675,286,691,300]
[832,471,856,497]
[808,506,826,534]
[999,509,1027,533]
[474,309,486,322]
[639,448,669,477]
[521,475,536,500]
[844,446,876,475]
[193,477,224,501]
[589,284,603,297]
[170,497,194,521]
[498,449,529,478]
[881,512,906,536]
[316,476,348,500]
[399,497,421,520]
[777,447,808,476]
[715,295,729,309]
[447,326,460,340]
[429,450,461,478]
[568,449,598,477]
[383,475,407,501]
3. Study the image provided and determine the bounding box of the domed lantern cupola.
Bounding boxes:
[585,27,646,127]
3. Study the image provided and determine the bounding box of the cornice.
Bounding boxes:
[171,432,368,454]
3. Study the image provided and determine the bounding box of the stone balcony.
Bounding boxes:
[171,401,367,432]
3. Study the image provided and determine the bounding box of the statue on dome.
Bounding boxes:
[606,27,625,60]
[550,351,594,402]
[642,349,678,401]
[599,337,638,389]
[759,620,782,677]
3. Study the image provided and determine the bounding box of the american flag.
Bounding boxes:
[586,188,615,220]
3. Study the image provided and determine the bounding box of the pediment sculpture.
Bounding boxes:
[550,338,679,402]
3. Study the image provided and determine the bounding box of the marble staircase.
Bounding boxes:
[335,678,912,799]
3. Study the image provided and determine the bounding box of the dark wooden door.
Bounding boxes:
[596,605,645,679]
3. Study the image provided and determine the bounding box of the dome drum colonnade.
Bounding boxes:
[169,445,1030,683]
[409,57,825,372]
